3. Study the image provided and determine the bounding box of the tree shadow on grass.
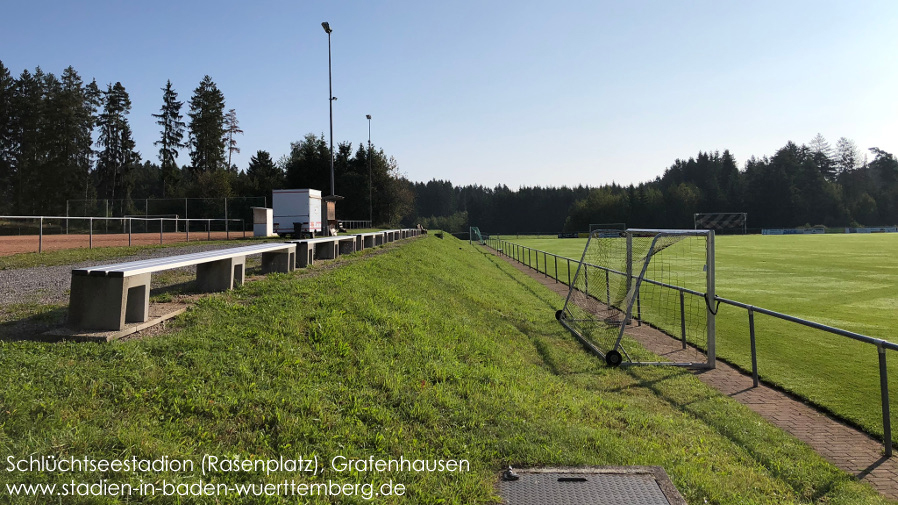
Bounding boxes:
[623,365,846,502]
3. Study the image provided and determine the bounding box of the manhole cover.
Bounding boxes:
[498,466,686,505]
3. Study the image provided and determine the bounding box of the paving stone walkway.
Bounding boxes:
[492,249,898,501]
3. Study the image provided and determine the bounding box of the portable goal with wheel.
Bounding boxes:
[556,228,716,368]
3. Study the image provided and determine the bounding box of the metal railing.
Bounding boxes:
[340,220,373,230]
[482,235,897,457]
[0,215,247,253]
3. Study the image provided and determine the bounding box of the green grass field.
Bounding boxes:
[0,235,889,503]
[501,233,898,445]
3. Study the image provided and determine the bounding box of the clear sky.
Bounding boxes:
[2,0,896,189]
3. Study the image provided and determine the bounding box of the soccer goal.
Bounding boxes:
[469,226,485,245]
[555,228,716,368]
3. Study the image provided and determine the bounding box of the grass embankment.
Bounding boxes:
[504,234,898,445]
[0,235,889,504]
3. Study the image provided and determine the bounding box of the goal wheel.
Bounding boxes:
[605,350,623,367]
[555,309,564,321]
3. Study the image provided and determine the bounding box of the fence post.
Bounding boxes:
[38,217,43,253]
[89,218,93,249]
[567,258,571,285]
[207,220,211,240]
[879,344,893,457]
[159,218,163,244]
[128,218,132,247]
[543,251,547,277]
[680,290,686,349]
[554,255,558,283]
[186,218,190,242]
[749,307,759,387]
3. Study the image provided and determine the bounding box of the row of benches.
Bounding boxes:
[68,229,422,332]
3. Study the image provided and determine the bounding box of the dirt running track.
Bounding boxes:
[0,231,249,256]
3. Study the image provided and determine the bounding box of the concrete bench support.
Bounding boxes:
[297,242,314,268]
[315,241,337,260]
[69,272,151,331]
[197,256,245,292]
[261,250,295,274]
[339,238,355,255]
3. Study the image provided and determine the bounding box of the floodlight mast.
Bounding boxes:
[322,21,336,198]
[366,114,372,225]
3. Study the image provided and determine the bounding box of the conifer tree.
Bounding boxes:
[96,82,140,206]
[223,108,243,171]
[0,61,14,212]
[152,80,186,197]
[188,75,225,173]
[11,68,46,213]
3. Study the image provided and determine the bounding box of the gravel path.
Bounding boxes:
[0,243,242,306]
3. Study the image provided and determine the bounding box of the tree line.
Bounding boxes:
[3,62,895,231]
[409,136,898,233]
[0,61,413,225]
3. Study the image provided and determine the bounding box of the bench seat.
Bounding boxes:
[69,243,296,331]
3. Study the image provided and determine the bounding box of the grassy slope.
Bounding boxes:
[0,235,889,504]
[504,234,898,444]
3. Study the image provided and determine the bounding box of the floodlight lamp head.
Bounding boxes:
[366,114,372,120]
[321,22,332,34]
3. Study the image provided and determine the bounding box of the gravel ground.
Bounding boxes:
[0,243,243,306]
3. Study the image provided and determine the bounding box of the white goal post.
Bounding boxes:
[556,228,716,368]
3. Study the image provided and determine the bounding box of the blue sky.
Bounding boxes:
[2,0,896,188]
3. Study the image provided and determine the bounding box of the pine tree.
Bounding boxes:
[52,67,97,213]
[96,82,140,207]
[188,75,226,173]
[246,150,283,205]
[223,108,243,171]
[809,133,835,181]
[0,61,15,213]
[11,68,46,214]
[835,137,860,175]
[152,80,186,197]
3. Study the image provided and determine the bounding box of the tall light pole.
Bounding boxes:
[366,114,372,226]
[322,21,336,198]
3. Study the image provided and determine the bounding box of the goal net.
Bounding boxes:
[469,226,485,245]
[556,228,715,368]
[589,222,626,232]
[694,212,746,234]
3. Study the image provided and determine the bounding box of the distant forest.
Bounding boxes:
[2,62,896,232]
[413,138,898,233]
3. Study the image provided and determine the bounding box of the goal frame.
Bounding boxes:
[556,228,716,369]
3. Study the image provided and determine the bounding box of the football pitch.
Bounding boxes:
[502,233,898,443]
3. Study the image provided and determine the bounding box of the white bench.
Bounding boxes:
[69,243,296,331]
[289,236,358,268]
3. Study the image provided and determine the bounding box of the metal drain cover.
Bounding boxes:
[498,467,686,505]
